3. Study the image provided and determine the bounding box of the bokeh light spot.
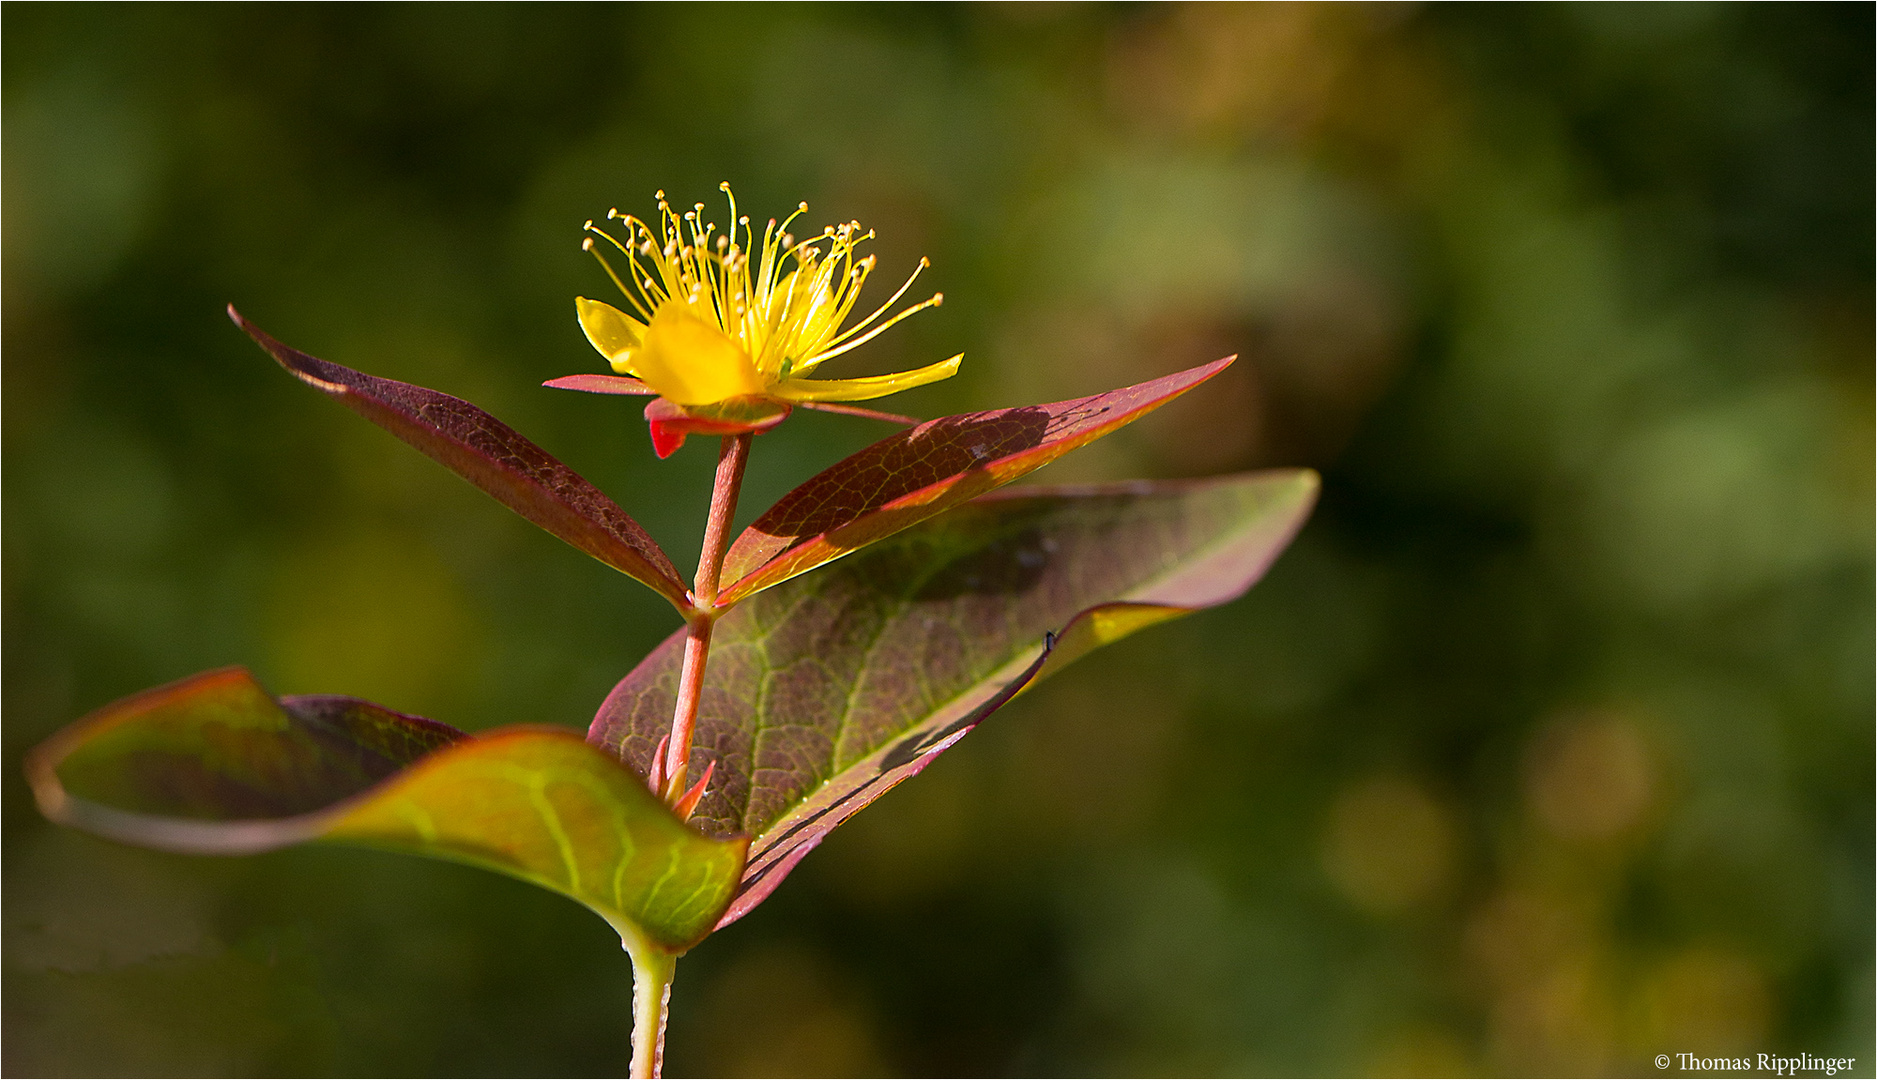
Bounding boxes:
[1320,775,1458,915]
[1525,711,1656,842]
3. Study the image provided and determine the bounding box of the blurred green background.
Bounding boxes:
[4,4,1870,1076]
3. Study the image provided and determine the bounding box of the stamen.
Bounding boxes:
[583,240,640,315]
[809,291,944,365]
[777,202,809,243]
[820,257,931,350]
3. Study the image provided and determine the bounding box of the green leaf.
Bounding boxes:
[27,668,746,952]
[714,356,1235,605]
[589,469,1319,927]
[322,729,747,952]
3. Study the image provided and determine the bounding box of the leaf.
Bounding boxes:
[26,667,748,952]
[714,356,1235,605]
[589,468,1318,927]
[230,307,692,611]
[322,730,748,952]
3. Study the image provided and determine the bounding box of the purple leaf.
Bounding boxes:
[589,469,1319,927]
[231,307,691,611]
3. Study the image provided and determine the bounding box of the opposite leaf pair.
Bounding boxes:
[30,309,1313,947]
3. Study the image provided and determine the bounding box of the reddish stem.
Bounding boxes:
[661,432,751,803]
[661,624,712,802]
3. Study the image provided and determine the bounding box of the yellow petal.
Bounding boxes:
[576,297,645,375]
[632,302,767,406]
[772,355,962,403]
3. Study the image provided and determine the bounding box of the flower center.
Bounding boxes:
[582,184,942,391]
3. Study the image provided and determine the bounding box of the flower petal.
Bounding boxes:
[634,304,768,405]
[543,373,658,396]
[576,297,646,376]
[772,355,962,403]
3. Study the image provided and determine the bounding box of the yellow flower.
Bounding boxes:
[575,184,959,409]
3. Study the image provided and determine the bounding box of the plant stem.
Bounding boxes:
[628,946,677,1079]
[662,621,714,803]
[662,432,751,803]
